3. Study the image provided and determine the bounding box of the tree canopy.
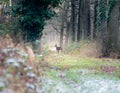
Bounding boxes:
[12,0,63,42]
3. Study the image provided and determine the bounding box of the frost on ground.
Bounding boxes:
[36,69,120,93]
[1,48,120,93]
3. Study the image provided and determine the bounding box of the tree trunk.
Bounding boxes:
[90,0,95,40]
[93,0,98,39]
[77,0,82,42]
[100,0,109,57]
[82,0,90,39]
[65,0,71,44]
[60,16,64,47]
[71,0,78,42]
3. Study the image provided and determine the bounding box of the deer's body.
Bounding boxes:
[55,44,62,53]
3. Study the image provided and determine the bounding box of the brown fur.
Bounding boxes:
[55,44,62,53]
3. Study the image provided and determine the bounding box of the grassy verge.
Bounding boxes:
[45,53,120,77]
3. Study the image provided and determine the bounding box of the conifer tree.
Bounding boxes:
[12,0,63,42]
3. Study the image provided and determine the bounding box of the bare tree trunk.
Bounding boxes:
[87,1,91,38]
[77,0,82,42]
[60,15,64,47]
[60,0,71,46]
[90,0,95,40]
[100,0,109,57]
[71,0,78,42]
[65,0,71,44]
[65,20,71,44]
[118,1,120,53]
[93,0,98,39]
[82,0,90,40]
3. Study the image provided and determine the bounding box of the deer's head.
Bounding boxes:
[55,44,57,47]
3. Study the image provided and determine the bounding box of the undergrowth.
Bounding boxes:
[44,40,120,78]
[45,52,120,78]
[63,40,102,58]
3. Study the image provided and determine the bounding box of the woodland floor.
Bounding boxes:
[42,53,120,93]
[0,49,120,93]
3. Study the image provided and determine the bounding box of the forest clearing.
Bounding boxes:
[0,46,120,93]
[0,0,120,93]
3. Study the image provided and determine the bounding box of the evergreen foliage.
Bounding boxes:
[12,0,63,42]
[96,0,116,32]
[96,0,117,56]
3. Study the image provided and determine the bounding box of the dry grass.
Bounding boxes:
[78,42,102,58]
[63,41,102,58]
[0,35,14,50]
[45,52,120,78]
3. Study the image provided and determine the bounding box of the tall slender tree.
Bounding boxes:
[77,0,82,41]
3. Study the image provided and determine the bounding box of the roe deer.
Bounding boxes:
[55,44,62,53]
